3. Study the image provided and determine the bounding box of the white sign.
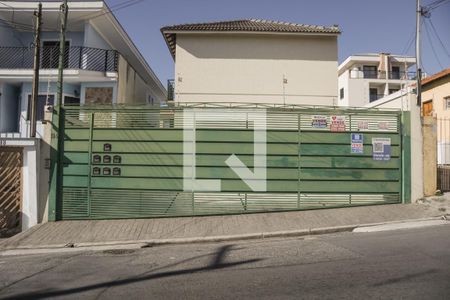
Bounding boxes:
[311,115,328,128]
[372,138,391,161]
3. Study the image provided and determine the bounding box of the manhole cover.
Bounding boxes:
[102,249,136,255]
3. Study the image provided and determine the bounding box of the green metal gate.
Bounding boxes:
[48,104,411,221]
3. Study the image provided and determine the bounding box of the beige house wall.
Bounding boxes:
[117,55,158,105]
[422,79,450,116]
[174,33,338,105]
[422,78,450,142]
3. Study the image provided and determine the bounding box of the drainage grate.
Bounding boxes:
[102,249,136,255]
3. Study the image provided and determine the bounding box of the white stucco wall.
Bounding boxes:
[84,23,111,50]
[0,23,24,46]
[174,33,338,105]
[21,142,40,230]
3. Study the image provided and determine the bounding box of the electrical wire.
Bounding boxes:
[424,0,450,11]
[423,19,444,69]
[67,0,145,27]
[427,18,450,59]
[401,29,416,55]
[0,18,34,30]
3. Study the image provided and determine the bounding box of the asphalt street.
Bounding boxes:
[0,225,449,300]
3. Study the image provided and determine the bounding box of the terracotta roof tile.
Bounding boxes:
[422,67,450,86]
[161,19,340,58]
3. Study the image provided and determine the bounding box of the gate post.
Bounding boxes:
[422,116,437,196]
[48,107,65,221]
[401,111,411,204]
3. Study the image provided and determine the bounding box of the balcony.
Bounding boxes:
[350,70,416,80]
[0,46,118,72]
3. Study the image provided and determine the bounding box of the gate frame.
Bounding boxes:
[0,146,23,233]
[48,104,412,221]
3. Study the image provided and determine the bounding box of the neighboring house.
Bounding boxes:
[338,53,416,107]
[0,0,165,232]
[420,67,450,164]
[161,19,340,106]
[0,0,166,139]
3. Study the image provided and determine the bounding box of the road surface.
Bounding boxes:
[0,225,449,299]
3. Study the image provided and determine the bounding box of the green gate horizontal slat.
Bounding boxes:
[300,132,400,145]
[301,144,400,156]
[63,165,400,182]
[86,177,399,193]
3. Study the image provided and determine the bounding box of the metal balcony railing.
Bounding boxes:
[369,93,386,102]
[350,70,416,80]
[0,46,118,72]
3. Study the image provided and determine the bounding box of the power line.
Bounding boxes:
[401,29,416,55]
[427,18,450,59]
[423,19,444,69]
[67,0,145,27]
[0,18,35,30]
[424,0,450,11]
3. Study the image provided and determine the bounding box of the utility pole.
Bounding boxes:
[51,0,68,221]
[56,0,68,108]
[30,2,42,138]
[416,0,422,107]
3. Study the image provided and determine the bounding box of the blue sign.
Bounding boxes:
[351,133,363,154]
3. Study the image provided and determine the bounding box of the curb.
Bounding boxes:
[1,216,447,256]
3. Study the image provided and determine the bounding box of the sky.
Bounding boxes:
[107,0,450,85]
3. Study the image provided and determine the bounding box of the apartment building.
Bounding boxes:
[0,0,165,233]
[338,53,416,107]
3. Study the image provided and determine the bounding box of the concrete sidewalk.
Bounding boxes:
[1,201,448,252]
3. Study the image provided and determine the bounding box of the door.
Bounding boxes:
[422,101,433,117]
[0,147,22,236]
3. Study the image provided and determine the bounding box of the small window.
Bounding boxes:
[445,97,450,110]
[339,88,344,100]
[64,96,80,106]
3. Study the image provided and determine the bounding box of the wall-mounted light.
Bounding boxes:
[103,155,111,163]
[93,155,101,164]
[103,167,111,176]
[93,167,101,176]
[113,167,121,176]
